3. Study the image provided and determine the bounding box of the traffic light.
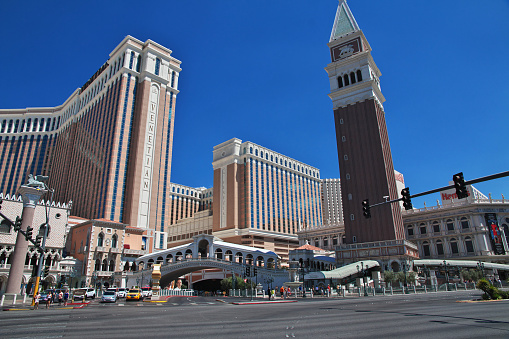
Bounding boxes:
[14,216,22,232]
[25,226,33,241]
[31,263,39,277]
[246,266,251,277]
[43,265,50,277]
[362,199,371,219]
[35,235,43,247]
[254,267,258,276]
[401,187,413,210]
[453,172,468,199]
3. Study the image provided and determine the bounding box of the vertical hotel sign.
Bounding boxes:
[484,213,505,255]
[138,84,159,228]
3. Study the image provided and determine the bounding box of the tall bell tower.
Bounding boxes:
[325,1,405,245]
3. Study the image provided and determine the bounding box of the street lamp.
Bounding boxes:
[401,262,409,294]
[92,270,97,294]
[299,261,306,298]
[356,262,369,296]
[476,261,485,279]
[441,260,450,291]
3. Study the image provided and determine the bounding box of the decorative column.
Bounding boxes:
[5,185,46,294]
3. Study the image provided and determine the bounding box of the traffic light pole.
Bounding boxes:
[363,170,509,212]
[31,222,49,306]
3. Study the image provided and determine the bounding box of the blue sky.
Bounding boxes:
[1,0,508,208]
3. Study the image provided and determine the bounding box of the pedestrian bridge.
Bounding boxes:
[134,234,288,288]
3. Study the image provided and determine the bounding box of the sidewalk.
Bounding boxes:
[1,299,90,311]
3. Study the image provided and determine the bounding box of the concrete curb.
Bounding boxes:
[232,300,298,305]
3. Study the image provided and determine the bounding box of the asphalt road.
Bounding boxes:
[1,290,508,338]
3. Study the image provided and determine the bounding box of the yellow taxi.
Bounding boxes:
[126,288,143,301]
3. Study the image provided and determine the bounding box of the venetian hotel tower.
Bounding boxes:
[0,36,181,250]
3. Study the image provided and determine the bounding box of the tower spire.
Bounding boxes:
[330,0,360,42]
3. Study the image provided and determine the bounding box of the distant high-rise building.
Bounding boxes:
[0,36,181,250]
[210,138,323,261]
[325,1,404,244]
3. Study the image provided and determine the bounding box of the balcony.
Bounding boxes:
[110,247,122,254]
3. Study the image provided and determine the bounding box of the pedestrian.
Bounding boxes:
[64,290,69,306]
[46,292,52,309]
[267,287,271,300]
[58,291,63,306]
[280,286,284,298]
[34,292,40,310]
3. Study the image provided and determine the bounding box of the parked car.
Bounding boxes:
[126,289,143,301]
[101,291,117,303]
[72,289,86,301]
[84,288,96,299]
[107,287,119,297]
[117,288,127,298]
[141,287,152,299]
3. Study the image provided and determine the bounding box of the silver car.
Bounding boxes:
[101,291,117,303]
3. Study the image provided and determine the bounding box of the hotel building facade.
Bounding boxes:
[0,36,181,251]
[167,138,323,262]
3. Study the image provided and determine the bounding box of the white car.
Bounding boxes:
[117,288,127,298]
[141,287,153,298]
[85,288,96,299]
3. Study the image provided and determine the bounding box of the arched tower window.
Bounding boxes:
[350,72,356,84]
[356,69,362,82]
[343,74,349,86]
[111,234,118,248]
[337,76,343,88]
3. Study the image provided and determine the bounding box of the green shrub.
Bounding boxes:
[476,279,490,292]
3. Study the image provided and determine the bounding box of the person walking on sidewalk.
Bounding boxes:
[58,291,63,306]
[46,292,52,309]
[34,292,40,310]
[64,291,69,306]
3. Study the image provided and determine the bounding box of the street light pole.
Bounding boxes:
[441,260,450,291]
[477,261,485,279]
[402,262,409,294]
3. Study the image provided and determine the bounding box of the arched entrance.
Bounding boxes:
[198,239,209,258]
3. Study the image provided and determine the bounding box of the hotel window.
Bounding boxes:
[356,69,363,82]
[432,221,440,233]
[450,238,459,254]
[136,55,142,72]
[422,242,430,257]
[419,223,426,234]
[460,217,469,229]
[465,237,474,253]
[155,58,161,76]
[407,225,414,236]
[337,76,343,88]
[436,240,444,256]
[446,219,454,231]
[129,51,135,69]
